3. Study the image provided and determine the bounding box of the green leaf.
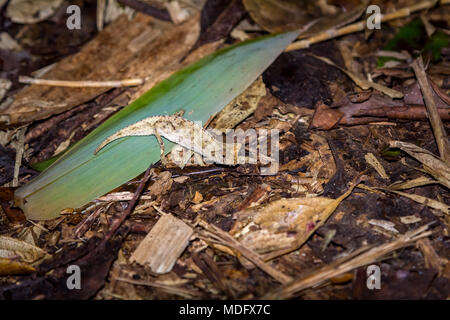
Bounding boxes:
[15,31,299,220]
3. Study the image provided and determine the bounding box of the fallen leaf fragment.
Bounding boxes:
[368,219,399,234]
[0,258,35,275]
[400,215,422,224]
[383,189,449,215]
[0,235,47,263]
[365,153,389,180]
[130,214,194,274]
[191,191,203,204]
[231,175,362,260]
[390,140,450,189]
[389,176,438,190]
[209,76,267,131]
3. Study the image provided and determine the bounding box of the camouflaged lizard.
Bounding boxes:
[94,113,245,167]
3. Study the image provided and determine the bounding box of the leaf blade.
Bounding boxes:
[15,31,299,220]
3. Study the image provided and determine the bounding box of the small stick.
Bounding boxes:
[411,57,450,165]
[18,76,144,88]
[197,219,293,284]
[103,164,154,242]
[12,127,26,188]
[286,0,448,52]
[264,225,431,299]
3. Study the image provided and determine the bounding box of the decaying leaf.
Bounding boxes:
[233,174,361,260]
[6,0,63,24]
[389,176,438,190]
[365,153,389,180]
[230,197,335,254]
[243,0,365,35]
[390,140,450,189]
[1,13,201,125]
[0,235,47,263]
[0,258,35,276]
[383,188,449,215]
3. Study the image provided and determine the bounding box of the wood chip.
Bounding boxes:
[365,152,389,180]
[130,214,194,274]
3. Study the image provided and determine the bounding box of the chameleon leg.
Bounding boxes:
[154,129,167,166]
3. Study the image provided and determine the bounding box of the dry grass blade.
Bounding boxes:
[309,54,403,98]
[390,140,450,189]
[263,225,432,299]
[18,76,144,88]
[411,57,450,165]
[382,188,449,215]
[115,277,202,299]
[197,219,293,284]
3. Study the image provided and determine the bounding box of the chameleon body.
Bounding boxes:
[94,115,242,166]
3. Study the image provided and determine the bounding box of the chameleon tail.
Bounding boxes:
[94,122,155,155]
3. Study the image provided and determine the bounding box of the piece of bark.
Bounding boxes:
[1,12,200,125]
[310,103,344,130]
[130,214,194,274]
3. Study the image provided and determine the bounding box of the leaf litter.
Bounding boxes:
[0,0,449,301]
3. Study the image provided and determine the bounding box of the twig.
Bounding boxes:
[115,277,203,299]
[197,219,293,284]
[103,164,154,242]
[286,0,448,52]
[411,57,450,165]
[263,225,432,299]
[12,127,26,187]
[18,76,144,88]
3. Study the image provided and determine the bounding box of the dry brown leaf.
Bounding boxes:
[230,197,335,254]
[243,0,365,35]
[0,235,47,263]
[390,140,450,189]
[389,176,438,190]
[0,257,35,276]
[365,153,389,180]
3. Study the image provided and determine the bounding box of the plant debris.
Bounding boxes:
[0,0,449,302]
